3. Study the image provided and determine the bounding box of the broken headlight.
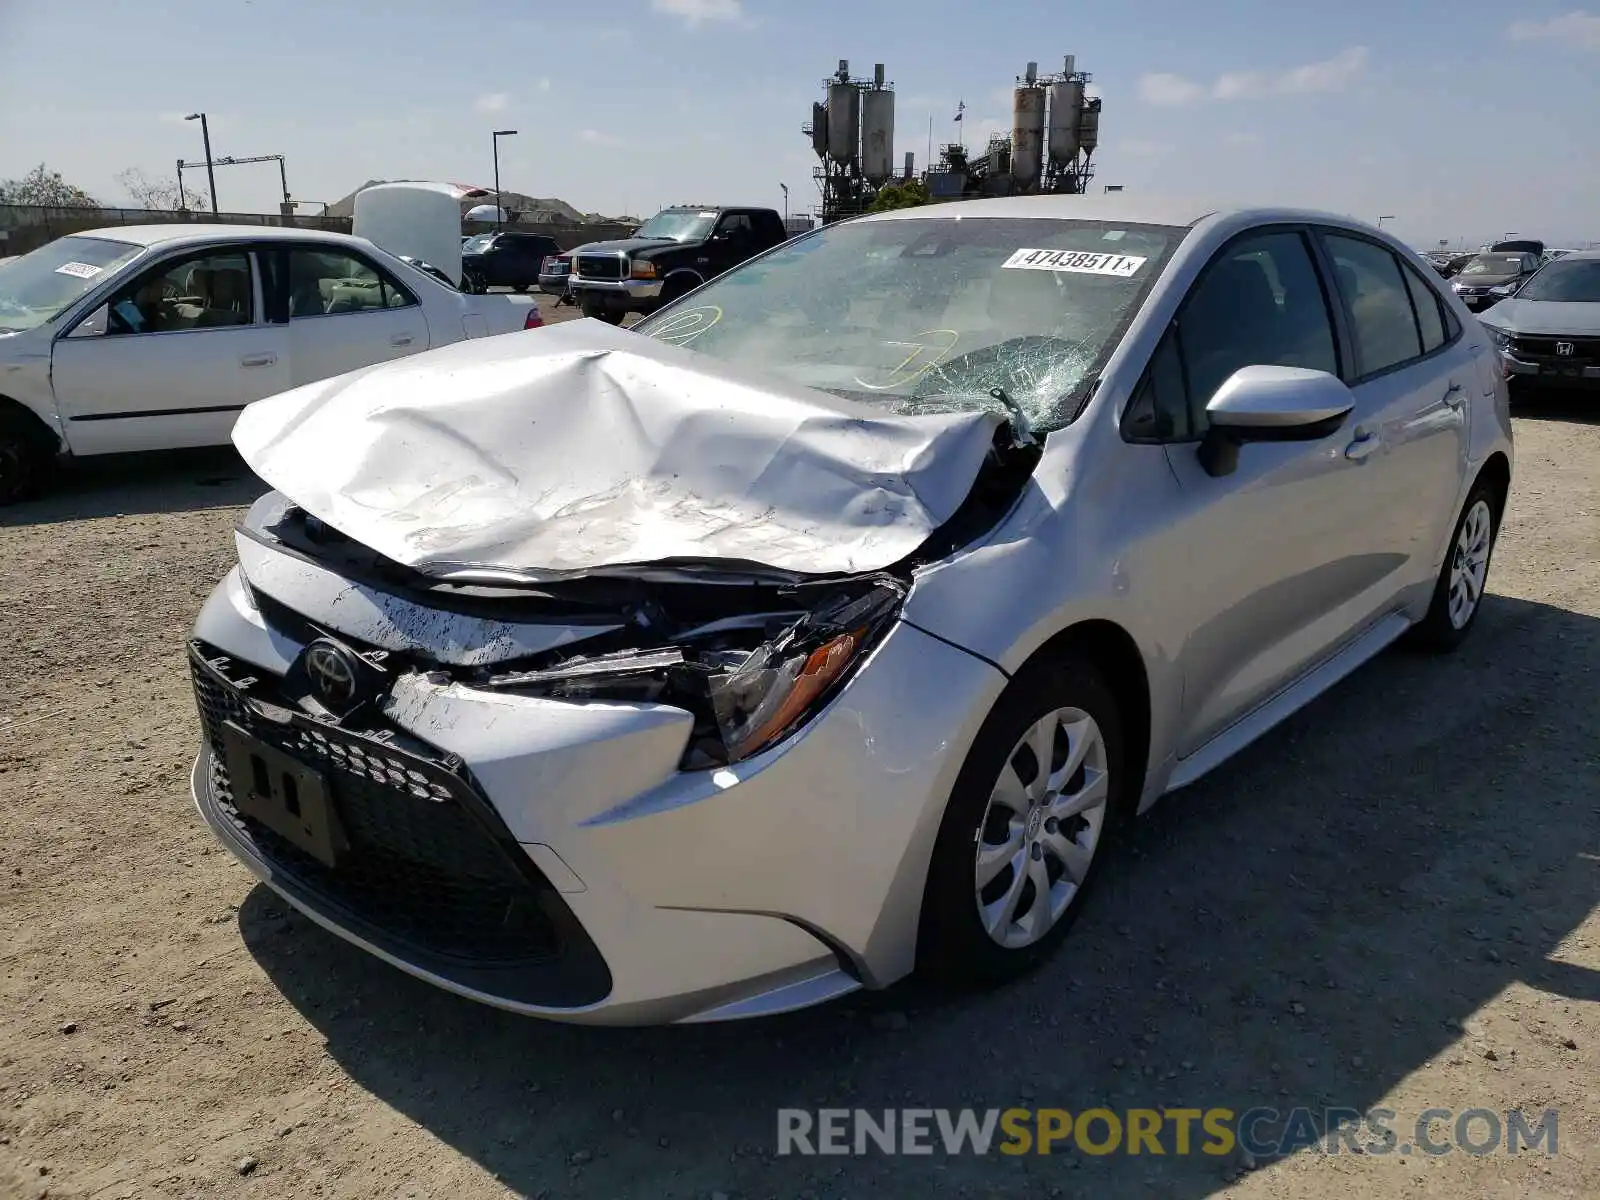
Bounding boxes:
[481,580,904,768]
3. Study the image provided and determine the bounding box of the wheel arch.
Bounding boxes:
[1476,450,1511,523]
[0,393,63,454]
[1013,618,1154,812]
[660,268,706,296]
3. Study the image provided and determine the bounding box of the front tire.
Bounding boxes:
[917,656,1127,985]
[0,411,54,505]
[1408,483,1500,652]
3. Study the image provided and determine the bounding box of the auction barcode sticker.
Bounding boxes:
[1002,249,1146,277]
[54,262,104,279]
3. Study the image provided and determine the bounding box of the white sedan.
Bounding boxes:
[0,225,543,503]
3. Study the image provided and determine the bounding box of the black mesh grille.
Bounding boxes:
[576,255,625,280]
[190,646,560,965]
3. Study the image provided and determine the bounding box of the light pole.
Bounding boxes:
[184,113,218,214]
[780,182,789,224]
[1377,215,1395,229]
[492,130,517,230]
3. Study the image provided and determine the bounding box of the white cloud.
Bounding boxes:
[474,93,510,113]
[1224,131,1262,146]
[1138,74,1204,106]
[649,0,742,24]
[579,129,626,147]
[538,78,552,93]
[1140,47,1368,106]
[1119,139,1171,158]
[1508,10,1600,48]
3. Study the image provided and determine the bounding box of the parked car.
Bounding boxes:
[1450,252,1541,311]
[460,230,563,293]
[191,196,1511,1025]
[1478,249,1600,395]
[567,205,787,323]
[537,252,573,304]
[1491,239,1544,256]
[0,225,542,503]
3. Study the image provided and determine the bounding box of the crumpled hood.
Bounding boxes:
[1478,299,1600,337]
[232,319,1004,582]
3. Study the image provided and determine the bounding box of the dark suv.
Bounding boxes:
[567,206,786,323]
[461,231,563,293]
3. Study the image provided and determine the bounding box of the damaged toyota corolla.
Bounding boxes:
[188,196,1512,1024]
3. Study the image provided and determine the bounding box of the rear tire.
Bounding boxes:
[917,655,1128,986]
[0,409,55,505]
[1407,482,1500,653]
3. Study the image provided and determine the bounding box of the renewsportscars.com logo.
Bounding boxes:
[776,1107,1560,1158]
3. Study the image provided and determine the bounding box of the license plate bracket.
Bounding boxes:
[221,721,347,868]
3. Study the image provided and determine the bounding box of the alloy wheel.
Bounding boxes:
[1448,499,1494,629]
[973,706,1110,949]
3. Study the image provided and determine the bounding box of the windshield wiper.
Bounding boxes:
[989,386,1037,448]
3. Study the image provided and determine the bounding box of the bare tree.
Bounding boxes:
[116,167,208,213]
[0,164,98,209]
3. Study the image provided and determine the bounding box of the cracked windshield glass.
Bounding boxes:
[636,217,1176,432]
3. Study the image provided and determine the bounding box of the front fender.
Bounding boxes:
[0,331,67,451]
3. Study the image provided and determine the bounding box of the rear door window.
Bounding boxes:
[1322,234,1424,377]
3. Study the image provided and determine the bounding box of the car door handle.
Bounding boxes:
[390,334,415,347]
[1345,430,1379,461]
[239,353,277,368]
[1443,382,1465,409]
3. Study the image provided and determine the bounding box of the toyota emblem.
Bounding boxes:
[1555,341,1574,357]
[304,641,359,709]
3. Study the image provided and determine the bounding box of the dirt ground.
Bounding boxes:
[0,382,1595,1199]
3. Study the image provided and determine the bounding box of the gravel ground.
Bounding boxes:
[0,382,1595,1199]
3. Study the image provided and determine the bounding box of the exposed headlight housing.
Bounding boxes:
[481,580,904,768]
[630,259,658,280]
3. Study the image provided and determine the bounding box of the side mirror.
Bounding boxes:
[1197,365,1355,478]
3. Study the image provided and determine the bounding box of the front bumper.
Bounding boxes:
[188,567,1006,1023]
[570,278,662,304]
[1502,355,1600,389]
[537,272,570,297]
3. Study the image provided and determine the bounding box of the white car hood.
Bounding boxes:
[232,319,1004,581]
[1478,299,1600,337]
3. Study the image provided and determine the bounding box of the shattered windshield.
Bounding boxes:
[632,216,1179,432]
[0,235,143,332]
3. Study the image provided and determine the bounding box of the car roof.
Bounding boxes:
[67,223,376,250]
[850,195,1375,230]
[1548,249,1600,262]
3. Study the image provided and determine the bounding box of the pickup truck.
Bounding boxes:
[567,206,787,323]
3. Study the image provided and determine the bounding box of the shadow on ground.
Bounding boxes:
[1509,386,1600,427]
[240,593,1600,1198]
[1,447,262,527]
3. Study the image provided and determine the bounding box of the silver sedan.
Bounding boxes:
[188,196,1512,1024]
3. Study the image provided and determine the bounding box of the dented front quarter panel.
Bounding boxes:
[900,401,1193,811]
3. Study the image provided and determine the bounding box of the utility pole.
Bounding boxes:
[492,130,518,231]
[185,113,219,214]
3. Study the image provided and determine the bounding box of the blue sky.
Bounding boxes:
[2,0,1597,246]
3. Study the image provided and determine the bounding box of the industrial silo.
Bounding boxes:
[827,67,860,163]
[811,101,829,158]
[1010,63,1046,189]
[1078,97,1102,159]
[861,66,895,184]
[1048,78,1084,168]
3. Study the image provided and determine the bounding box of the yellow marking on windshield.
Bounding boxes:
[852,329,961,391]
